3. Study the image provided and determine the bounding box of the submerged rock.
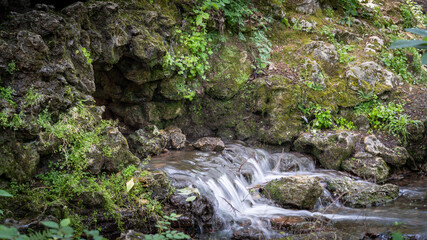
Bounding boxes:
[326,177,399,208]
[294,131,359,170]
[342,152,390,182]
[193,137,225,152]
[364,135,409,167]
[262,176,323,210]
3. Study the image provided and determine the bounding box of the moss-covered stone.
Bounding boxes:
[207,42,252,100]
[341,152,390,182]
[0,140,39,182]
[263,176,323,210]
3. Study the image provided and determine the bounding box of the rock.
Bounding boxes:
[305,41,338,65]
[326,177,399,208]
[193,137,225,152]
[291,18,317,32]
[342,152,390,182]
[302,58,325,85]
[165,126,186,149]
[127,125,168,158]
[293,0,320,14]
[364,135,409,167]
[353,115,370,131]
[272,153,315,172]
[87,126,139,174]
[0,140,40,182]
[207,42,252,100]
[262,176,323,210]
[294,131,359,170]
[346,62,398,95]
[118,230,146,240]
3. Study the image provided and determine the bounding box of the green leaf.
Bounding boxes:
[60,218,71,227]
[421,52,427,64]
[196,15,203,26]
[126,177,135,192]
[41,221,59,229]
[0,209,3,215]
[185,196,197,202]
[389,40,426,49]
[0,190,12,197]
[405,28,427,37]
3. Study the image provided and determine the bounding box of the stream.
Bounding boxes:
[150,142,427,239]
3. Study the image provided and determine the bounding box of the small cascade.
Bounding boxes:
[150,143,427,239]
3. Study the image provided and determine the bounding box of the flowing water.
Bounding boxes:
[150,143,427,239]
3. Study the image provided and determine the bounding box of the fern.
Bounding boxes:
[28,230,50,240]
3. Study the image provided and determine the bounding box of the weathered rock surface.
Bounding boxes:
[128,125,168,158]
[342,152,390,182]
[262,176,323,210]
[294,131,359,170]
[364,135,409,167]
[193,137,225,152]
[165,126,186,149]
[326,177,399,208]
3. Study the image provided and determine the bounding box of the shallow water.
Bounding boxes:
[149,143,427,239]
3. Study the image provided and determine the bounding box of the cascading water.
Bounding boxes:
[150,143,427,239]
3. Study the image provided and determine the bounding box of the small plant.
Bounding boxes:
[0,189,12,216]
[0,218,104,240]
[335,117,356,130]
[24,87,43,107]
[312,105,333,129]
[6,61,19,75]
[339,0,359,27]
[336,43,355,64]
[144,213,190,240]
[177,187,200,202]
[381,50,414,83]
[357,90,375,101]
[76,47,93,65]
[304,81,323,91]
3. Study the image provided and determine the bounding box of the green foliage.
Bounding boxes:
[399,0,425,29]
[6,61,19,75]
[389,28,427,65]
[339,0,359,26]
[335,117,355,130]
[249,30,272,70]
[144,213,190,240]
[24,88,43,107]
[177,187,200,202]
[0,189,12,216]
[381,50,414,83]
[312,105,333,129]
[336,43,355,64]
[0,86,15,106]
[0,218,104,240]
[76,47,93,65]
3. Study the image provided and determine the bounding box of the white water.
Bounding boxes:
[150,143,427,239]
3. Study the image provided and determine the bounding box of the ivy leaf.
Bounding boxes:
[41,221,59,229]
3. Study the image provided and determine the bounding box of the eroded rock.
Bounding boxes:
[364,135,409,167]
[128,125,168,158]
[165,126,186,149]
[342,152,390,182]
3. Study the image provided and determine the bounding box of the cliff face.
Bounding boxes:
[0,0,426,236]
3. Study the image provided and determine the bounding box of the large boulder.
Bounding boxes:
[165,126,186,149]
[326,177,399,208]
[193,137,225,152]
[262,176,323,210]
[364,135,409,167]
[294,131,359,170]
[341,152,390,182]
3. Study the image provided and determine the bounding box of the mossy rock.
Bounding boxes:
[0,140,40,182]
[263,176,323,210]
[207,42,252,100]
[145,101,184,123]
[341,152,390,183]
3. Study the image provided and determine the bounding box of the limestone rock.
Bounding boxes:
[346,62,398,95]
[294,0,320,14]
[193,137,225,152]
[342,152,390,182]
[305,41,338,65]
[364,135,409,167]
[326,177,399,208]
[165,126,186,149]
[262,176,323,210]
[294,131,359,170]
[128,125,168,158]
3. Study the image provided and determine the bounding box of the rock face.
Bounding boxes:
[128,125,168,158]
[341,152,390,182]
[326,177,399,208]
[193,137,225,152]
[262,176,323,210]
[364,135,409,167]
[294,131,358,170]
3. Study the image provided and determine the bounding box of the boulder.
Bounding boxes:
[326,177,399,208]
[294,0,320,14]
[364,135,409,167]
[341,152,390,182]
[193,137,225,152]
[165,126,186,149]
[305,41,338,75]
[294,131,359,170]
[262,176,323,210]
[127,125,168,158]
